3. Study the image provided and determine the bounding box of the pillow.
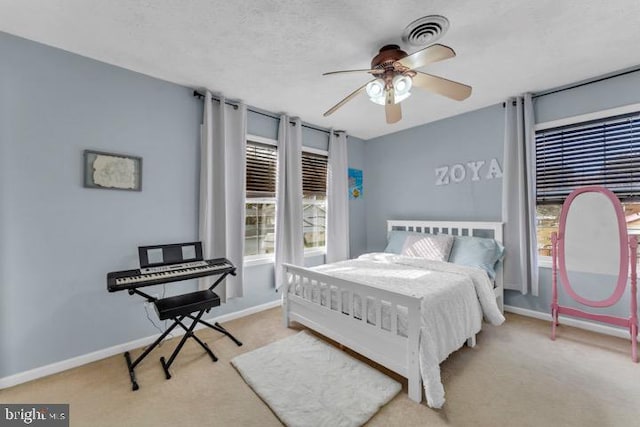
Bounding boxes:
[448,236,505,279]
[400,233,455,262]
[384,230,421,254]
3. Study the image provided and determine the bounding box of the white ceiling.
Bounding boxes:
[1,0,639,139]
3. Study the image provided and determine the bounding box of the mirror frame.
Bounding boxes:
[557,186,629,307]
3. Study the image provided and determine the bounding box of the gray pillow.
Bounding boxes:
[400,234,455,262]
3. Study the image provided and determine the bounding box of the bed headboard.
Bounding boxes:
[386,220,504,297]
[386,220,503,244]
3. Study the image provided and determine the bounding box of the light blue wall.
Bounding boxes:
[347,136,367,258]
[247,110,279,140]
[0,31,202,377]
[364,105,504,252]
[362,69,640,326]
[0,43,8,379]
[535,69,640,124]
[0,32,366,378]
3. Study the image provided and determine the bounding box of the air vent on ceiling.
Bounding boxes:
[402,15,449,47]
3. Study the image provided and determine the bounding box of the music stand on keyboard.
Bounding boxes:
[107,242,243,390]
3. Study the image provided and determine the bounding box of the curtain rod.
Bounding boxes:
[532,66,640,99]
[193,90,342,136]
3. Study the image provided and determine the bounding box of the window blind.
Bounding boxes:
[536,112,640,204]
[246,142,277,198]
[302,151,328,196]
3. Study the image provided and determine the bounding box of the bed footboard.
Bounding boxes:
[282,263,423,402]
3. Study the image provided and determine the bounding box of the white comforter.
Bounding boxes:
[305,253,505,408]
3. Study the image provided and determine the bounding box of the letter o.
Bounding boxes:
[450,164,466,183]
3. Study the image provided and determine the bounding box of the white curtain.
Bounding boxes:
[326,130,350,263]
[199,91,247,302]
[274,115,304,289]
[502,93,539,295]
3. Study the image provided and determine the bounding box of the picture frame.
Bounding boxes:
[348,168,363,199]
[83,150,142,191]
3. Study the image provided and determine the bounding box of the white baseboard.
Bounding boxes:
[504,305,636,340]
[0,299,282,390]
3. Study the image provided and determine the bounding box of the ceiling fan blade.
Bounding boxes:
[323,80,373,117]
[323,69,384,76]
[385,89,401,124]
[413,72,472,101]
[397,43,456,70]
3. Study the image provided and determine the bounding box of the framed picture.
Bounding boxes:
[83,150,142,191]
[348,168,363,199]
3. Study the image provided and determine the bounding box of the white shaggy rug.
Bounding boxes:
[231,331,401,427]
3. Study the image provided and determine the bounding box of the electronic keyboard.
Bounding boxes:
[107,257,234,292]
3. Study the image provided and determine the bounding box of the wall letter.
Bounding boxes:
[467,160,485,181]
[449,164,466,183]
[435,166,449,185]
[486,158,503,179]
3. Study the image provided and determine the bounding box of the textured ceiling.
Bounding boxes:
[1,0,639,139]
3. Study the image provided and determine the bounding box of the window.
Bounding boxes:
[244,137,329,258]
[245,140,277,257]
[535,111,640,259]
[302,151,328,251]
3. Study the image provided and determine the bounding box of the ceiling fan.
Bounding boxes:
[322,43,472,124]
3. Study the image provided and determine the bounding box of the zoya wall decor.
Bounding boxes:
[435,158,502,186]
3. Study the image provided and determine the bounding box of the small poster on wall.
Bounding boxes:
[348,168,363,199]
[83,150,142,191]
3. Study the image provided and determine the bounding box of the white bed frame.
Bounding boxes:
[282,220,504,403]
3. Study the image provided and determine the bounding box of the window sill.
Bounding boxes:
[244,255,275,267]
[537,255,640,271]
[243,249,327,268]
[538,256,552,269]
[304,248,327,258]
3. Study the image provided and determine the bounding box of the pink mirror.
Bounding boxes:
[552,186,638,362]
[558,186,629,307]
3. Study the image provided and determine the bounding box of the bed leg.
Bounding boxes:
[466,335,476,348]
[407,304,422,403]
[282,294,290,328]
[408,376,422,403]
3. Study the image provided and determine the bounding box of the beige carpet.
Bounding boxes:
[1,308,639,427]
[231,331,401,427]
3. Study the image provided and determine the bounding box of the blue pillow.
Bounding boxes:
[448,236,505,279]
[384,230,432,254]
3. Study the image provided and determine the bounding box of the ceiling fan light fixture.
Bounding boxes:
[365,79,385,99]
[392,74,412,97]
[369,94,387,106]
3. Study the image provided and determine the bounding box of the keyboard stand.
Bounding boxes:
[123,271,242,391]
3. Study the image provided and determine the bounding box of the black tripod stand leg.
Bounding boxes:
[124,351,139,391]
[160,356,171,380]
[188,333,218,362]
[161,310,206,379]
[213,322,243,346]
[190,316,243,347]
[124,318,182,390]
